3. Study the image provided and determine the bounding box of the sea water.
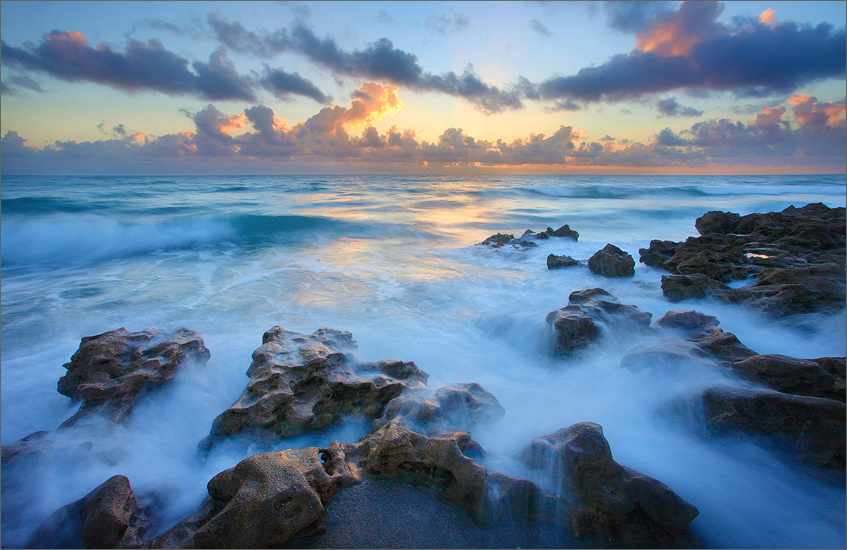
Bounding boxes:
[1,174,845,548]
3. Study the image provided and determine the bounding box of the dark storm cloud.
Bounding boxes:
[0,31,256,101]
[207,13,522,114]
[538,1,846,106]
[602,1,674,33]
[258,67,331,103]
[656,97,704,117]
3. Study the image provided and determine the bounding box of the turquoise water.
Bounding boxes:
[2,174,845,547]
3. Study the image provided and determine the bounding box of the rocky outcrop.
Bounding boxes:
[26,475,152,549]
[57,327,210,428]
[200,327,426,451]
[547,254,579,269]
[644,204,846,316]
[148,443,360,548]
[521,422,699,545]
[653,309,719,338]
[373,382,505,434]
[546,289,652,354]
[478,224,579,249]
[728,355,846,402]
[701,386,846,469]
[620,338,718,374]
[587,244,635,278]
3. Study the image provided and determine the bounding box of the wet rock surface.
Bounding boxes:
[547,253,580,269]
[588,244,636,278]
[57,327,211,427]
[200,327,426,451]
[521,422,699,545]
[478,223,579,249]
[26,475,152,549]
[700,386,846,469]
[642,203,846,316]
[546,289,652,354]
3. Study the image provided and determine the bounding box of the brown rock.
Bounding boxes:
[57,327,210,427]
[654,309,720,338]
[730,354,846,402]
[587,244,635,278]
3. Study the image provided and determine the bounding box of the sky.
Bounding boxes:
[1,0,845,175]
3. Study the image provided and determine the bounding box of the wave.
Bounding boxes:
[1,196,101,215]
[480,183,845,201]
[0,213,418,268]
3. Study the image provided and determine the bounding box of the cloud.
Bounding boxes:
[537,1,846,106]
[258,66,331,103]
[426,12,470,35]
[758,8,777,26]
[206,14,522,114]
[656,97,704,117]
[4,90,843,173]
[1,30,257,101]
[602,1,674,33]
[529,19,552,37]
[0,74,45,95]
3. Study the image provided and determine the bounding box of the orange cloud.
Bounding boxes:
[758,8,777,25]
[635,2,725,57]
[788,94,846,127]
[342,82,402,127]
[44,30,87,44]
[218,113,248,136]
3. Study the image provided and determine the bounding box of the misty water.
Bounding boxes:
[2,174,845,548]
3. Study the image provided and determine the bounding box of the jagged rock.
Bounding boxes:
[701,386,846,469]
[652,204,846,316]
[372,383,505,436]
[689,330,758,363]
[200,327,426,451]
[695,211,741,235]
[27,475,151,549]
[1,431,55,465]
[542,224,580,241]
[653,310,720,338]
[478,233,515,248]
[547,254,579,269]
[729,354,846,402]
[661,273,729,302]
[486,472,565,524]
[57,327,210,428]
[348,422,494,525]
[587,244,635,278]
[546,289,652,354]
[521,422,699,545]
[148,444,360,549]
[639,240,679,268]
[356,359,429,385]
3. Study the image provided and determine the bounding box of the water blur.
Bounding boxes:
[2,174,845,548]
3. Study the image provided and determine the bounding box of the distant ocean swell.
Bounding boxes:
[0,214,425,266]
[480,183,846,200]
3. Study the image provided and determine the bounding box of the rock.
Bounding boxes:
[521,422,699,545]
[57,327,210,427]
[200,327,426,451]
[729,354,846,402]
[689,330,758,363]
[587,244,635,278]
[620,338,717,374]
[434,383,506,426]
[695,211,741,235]
[150,443,360,549]
[349,422,495,525]
[486,472,565,524]
[478,233,514,248]
[654,310,720,338]
[639,240,679,268]
[1,431,55,464]
[651,204,846,316]
[544,224,580,241]
[546,254,579,269]
[27,475,151,549]
[701,386,846,469]
[373,383,505,436]
[661,273,729,302]
[546,289,652,355]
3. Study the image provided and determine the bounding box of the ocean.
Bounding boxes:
[2,173,846,548]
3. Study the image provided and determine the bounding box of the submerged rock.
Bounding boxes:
[521,422,699,545]
[587,244,635,278]
[27,475,152,549]
[200,327,426,451]
[546,289,652,354]
[546,254,579,270]
[57,327,210,428]
[700,386,846,469]
[478,223,579,249]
